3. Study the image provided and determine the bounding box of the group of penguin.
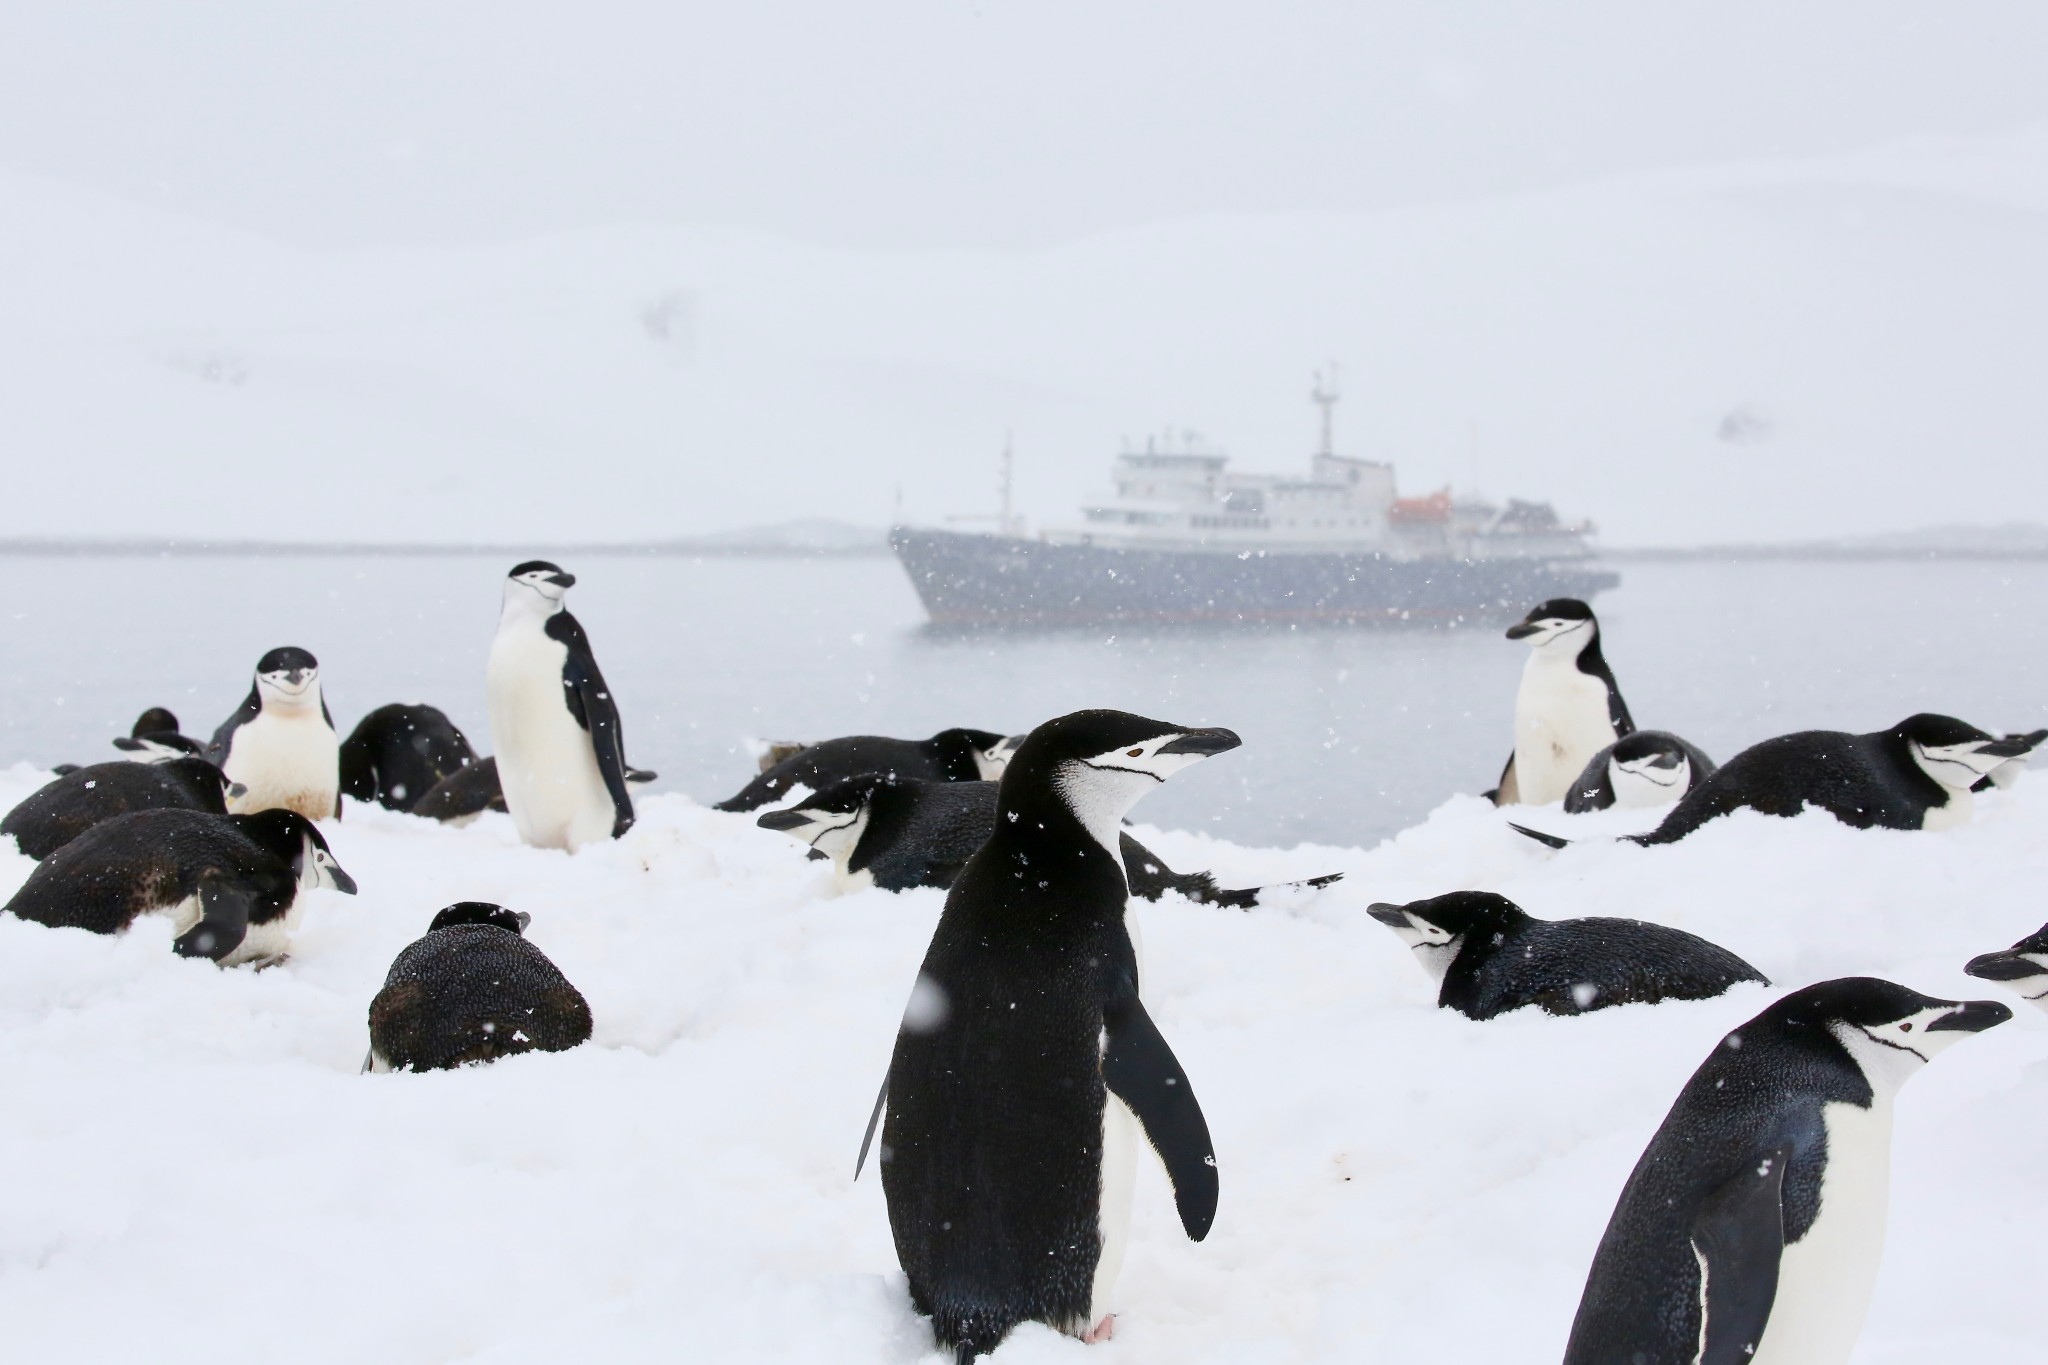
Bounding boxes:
[3,567,2045,1364]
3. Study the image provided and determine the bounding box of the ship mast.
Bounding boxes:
[1312,365,1340,457]
[999,432,1019,536]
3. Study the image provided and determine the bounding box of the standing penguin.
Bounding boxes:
[1563,977,2008,1365]
[1491,598,1633,807]
[208,647,342,820]
[485,561,635,851]
[871,709,1231,1360]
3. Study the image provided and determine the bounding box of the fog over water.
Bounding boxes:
[2,554,2039,848]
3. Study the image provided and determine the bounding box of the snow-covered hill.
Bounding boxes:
[3,125,2047,548]
[0,763,2042,1362]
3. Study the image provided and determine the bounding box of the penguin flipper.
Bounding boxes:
[173,876,254,962]
[1691,1144,1789,1365]
[1102,977,1217,1241]
[1490,753,1519,807]
[546,613,636,837]
[1508,822,1571,850]
[853,1073,888,1180]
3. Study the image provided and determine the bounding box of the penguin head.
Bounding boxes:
[1004,709,1241,847]
[1769,977,2009,1088]
[1896,713,2038,791]
[112,731,205,763]
[234,810,359,895]
[1368,891,1525,981]
[754,779,877,862]
[505,560,576,612]
[428,902,531,935]
[131,707,180,737]
[972,733,1027,780]
[253,647,322,711]
[1964,921,2048,1010]
[1504,598,1596,651]
[1607,732,1693,805]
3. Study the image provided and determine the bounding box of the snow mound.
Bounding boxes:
[0,764,2041,1363]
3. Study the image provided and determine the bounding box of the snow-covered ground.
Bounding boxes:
[0,763,2043,1363]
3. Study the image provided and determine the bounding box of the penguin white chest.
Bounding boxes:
[1920,786,1973,832]
[1749,1098,1895,1365]
[1512,659,1617,805]
[223,711,338,819]
[486,623,611,851]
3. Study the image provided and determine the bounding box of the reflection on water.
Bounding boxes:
[0,552,2042,849]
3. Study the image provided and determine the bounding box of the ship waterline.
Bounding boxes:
[891,527,1620,629]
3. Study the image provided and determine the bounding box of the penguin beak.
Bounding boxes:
[756,808,816,832]
[513,910,533,931]
[547,572,577,588]
[1157,728,1242,757]
[1367,903,1413,928]
[327,864,360,896]
[227,782,249,800]
[1977,734,2037,759]
[1504,620,1540,639]
[1925,999,2013,1032]
[1963,951,2048,983]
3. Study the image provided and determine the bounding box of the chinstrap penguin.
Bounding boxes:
[111,707,205,762]
[1490,598,1633,807]
[757,774,1339,905]
[714,728,1016,813]
[409,754,655,826]
[1516,713,2034,848]
[5,808,356,966]
[339,703,479,812]
[1563,729,1716,813]
[868,710,1230,1360]
[2,757,237,860]
[1964,922,2048,1010]
[208,647,342,820]
[365,902,592,1072]
[486,561,638,851]
[1367,891,1765,1020]
[1562,977,2008,1365]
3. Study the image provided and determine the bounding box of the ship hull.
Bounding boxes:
[891,527,1620,628]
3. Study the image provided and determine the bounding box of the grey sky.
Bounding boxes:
[0,4,2044,545]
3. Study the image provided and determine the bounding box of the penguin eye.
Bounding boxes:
[1899,1021,1913,1032]
[1126,748,1143,758]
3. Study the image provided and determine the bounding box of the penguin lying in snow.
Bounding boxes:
[5,808,356,965]
[1367,891,1765,1019]
[713,728,1017,812]
[757,775,1340,905]
[1964,923,2048,1009]
[339,703,479,812]
[1563,978,2008,1365]
[112,707,205,762]
[366,903,592,1072]
[1490,598,1633,807]
[209,647,342,820]
[869,709,1229,1360]
[2,757,239,860]
[1514,713,2036,848]
[1562,730,1716,813]
[407,755,657,826]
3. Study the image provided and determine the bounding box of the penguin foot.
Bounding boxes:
[1082,1314,1116,1344]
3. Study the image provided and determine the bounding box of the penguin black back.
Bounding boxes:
[2,757,232,860]
[410,755,508,823]
[367,903,592,1071]
[879,709,1230,1360]
[339,703,479,811]
[1368,891,1766,1019]
[713,727,1009,812]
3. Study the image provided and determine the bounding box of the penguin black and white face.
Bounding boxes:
[974,734,1026,780]
[112,733,204,763]
[1608,747,1689,808]
[1504,598,1596,651]
[1369,892,1524,982]
[755,786,873,863]
[1900,714,2037,792]
[1367,904,1464,982]
[504,560,577,612]
[253,647,322,712]
[295,830,359,895]
[1028,711,1241,848]
[1965,926,2048,1010]
[1783,978,2011,1091]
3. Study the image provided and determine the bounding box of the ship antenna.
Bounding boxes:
[1000,432,1017,536]
[1312,364,1340,457]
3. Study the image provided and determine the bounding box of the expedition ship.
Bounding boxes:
[891,379,1617,629]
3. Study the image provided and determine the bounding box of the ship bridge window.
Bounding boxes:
[1222,489,1264,516]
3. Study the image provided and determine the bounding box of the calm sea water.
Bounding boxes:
[0,553,2040,849]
